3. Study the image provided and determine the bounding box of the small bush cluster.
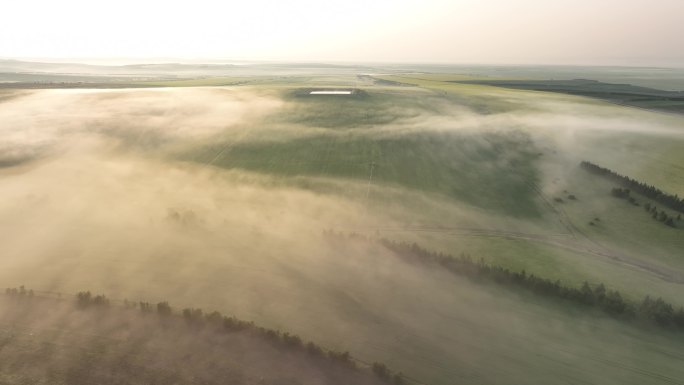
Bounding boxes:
[372,362,407,385]
[644,203,679,228]
[76,291,110,308]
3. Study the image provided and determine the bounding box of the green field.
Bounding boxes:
[1,70,684,385]
[455,79,684,114]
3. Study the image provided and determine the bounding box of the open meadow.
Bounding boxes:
[1,69,684,384]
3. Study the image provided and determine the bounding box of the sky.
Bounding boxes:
[1,0,683,66]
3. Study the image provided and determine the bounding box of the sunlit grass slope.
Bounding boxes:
[187,129,541,217]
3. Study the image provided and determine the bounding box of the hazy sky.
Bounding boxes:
[2,0,683,65]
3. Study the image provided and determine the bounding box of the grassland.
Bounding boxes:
[167,78,684,300]
[184,129,542,217]
[1,69,684,385]
[455,79,684,114]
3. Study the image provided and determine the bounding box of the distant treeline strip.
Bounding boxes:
[3,286,411,385]
[373,238,684,331]
[324,231,684,330]
[580,161,684,213]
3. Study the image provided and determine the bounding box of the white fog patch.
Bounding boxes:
[0,87,284,162]
[366,92,684,140]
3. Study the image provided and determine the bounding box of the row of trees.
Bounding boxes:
[126,298,407,384]
[3,286,407,385]
[581,161,684,213]
[83,295,359,365]
[379,240,684,330]
[644,202,680,227]
[172,306,406,383]
[5,285,34,297]
[611,188,679,227]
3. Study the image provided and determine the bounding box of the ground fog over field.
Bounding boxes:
[1,82,684,385]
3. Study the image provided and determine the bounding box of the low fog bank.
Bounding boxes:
[1,85,683,294]
[1,85,684,385]
[0,142,385,292]
[0,88,283,166]
[0,295,385,385]
[2,86,683,171]
[4,238,684,385]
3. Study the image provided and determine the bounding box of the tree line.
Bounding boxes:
[644,202,680,227]
[3,286,408,385]
[610,188,680,227]
[5,285,34,297]
[581,161,684,213]
[378,239,684,331]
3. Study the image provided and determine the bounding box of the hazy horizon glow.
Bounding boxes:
[1,0,683,66]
